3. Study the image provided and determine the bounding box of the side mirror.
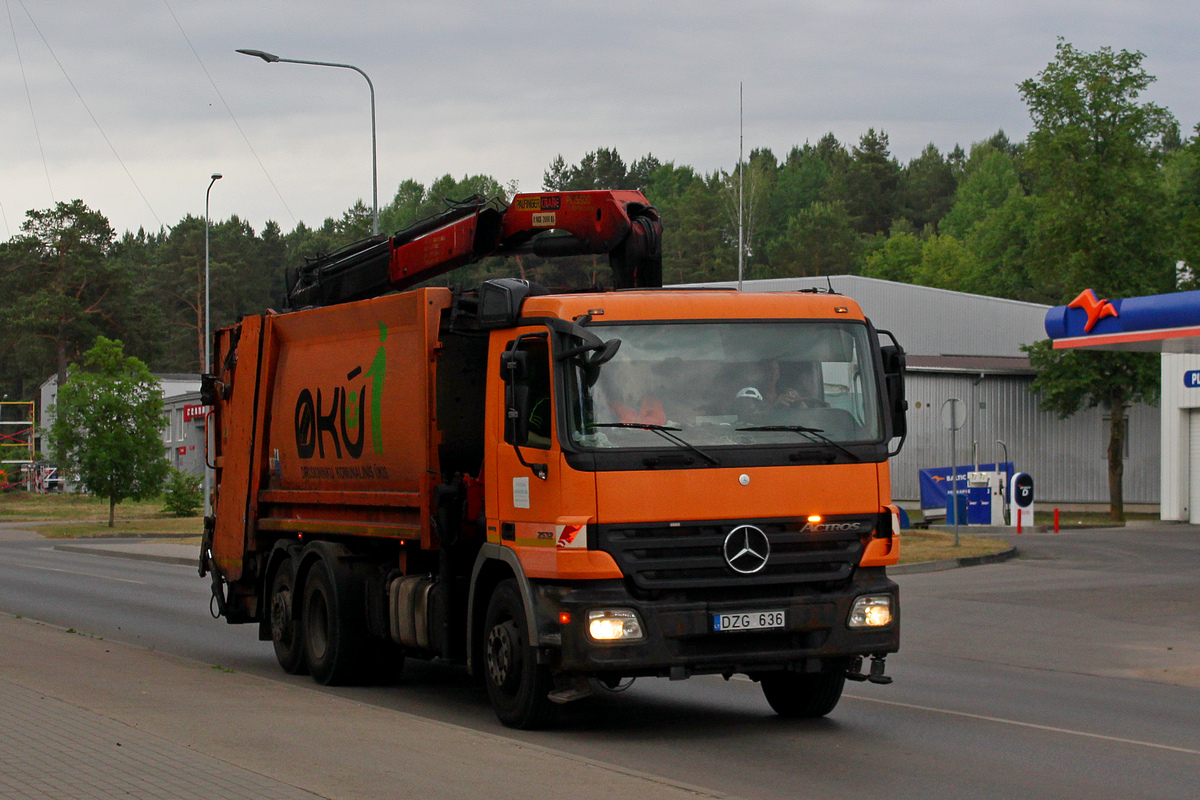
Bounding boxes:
[581,339,621,387]
[879,342,907,441]
[500,350,531,446]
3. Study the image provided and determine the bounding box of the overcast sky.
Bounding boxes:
[3,0,1198,239]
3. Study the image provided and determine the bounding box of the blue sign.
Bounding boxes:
[1186,370,1200,388]
[918,462,1013,511]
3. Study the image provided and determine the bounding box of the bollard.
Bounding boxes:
[1054,507,1060,533]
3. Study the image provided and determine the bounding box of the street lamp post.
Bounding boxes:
[237,48,378,236]
[204,172,221,515]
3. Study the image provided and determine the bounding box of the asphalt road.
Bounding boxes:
[2,525,1198,799]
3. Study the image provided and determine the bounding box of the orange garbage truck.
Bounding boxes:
[200,190,907,728]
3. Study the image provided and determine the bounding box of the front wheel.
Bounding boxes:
[482,579,553,729]
[760,671,846,718]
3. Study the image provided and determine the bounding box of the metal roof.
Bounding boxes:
[673,276,1050,359]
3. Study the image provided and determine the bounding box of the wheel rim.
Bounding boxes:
[271,588,292,645]
[486,620,519,690]
[307,590,330,661]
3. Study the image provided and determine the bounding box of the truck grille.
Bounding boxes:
[595,515,874,591]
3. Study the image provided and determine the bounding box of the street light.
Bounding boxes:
[204,172,221,516]
[205,173,221,373]
[237,48,379,236]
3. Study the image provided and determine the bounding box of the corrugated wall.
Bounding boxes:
[896,372,1159,505]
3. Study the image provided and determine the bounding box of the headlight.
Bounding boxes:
[587,608,645,642]
[848,594,893,628]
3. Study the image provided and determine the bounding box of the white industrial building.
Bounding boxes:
[684,276,1159,510]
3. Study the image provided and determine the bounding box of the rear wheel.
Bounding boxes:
[760,671,846,718]
[269,560,307,675]
[301,558,369,685]
[483,579,553,729]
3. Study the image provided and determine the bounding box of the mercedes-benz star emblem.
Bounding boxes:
[723,525,770,574]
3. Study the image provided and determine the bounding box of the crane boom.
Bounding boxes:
[288,190,661,308]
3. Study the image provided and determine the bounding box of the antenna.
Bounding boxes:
[737,82,744,292]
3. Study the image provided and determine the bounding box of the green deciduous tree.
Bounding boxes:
[1023,342,1158,521]
[48,336,168,526]
[1020,39,1176,299]
[1019,40,1176,520]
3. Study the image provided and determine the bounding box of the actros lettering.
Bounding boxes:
[801,521,863,533]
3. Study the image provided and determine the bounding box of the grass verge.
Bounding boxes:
[0,492,177,522]
[899,529,1010,564]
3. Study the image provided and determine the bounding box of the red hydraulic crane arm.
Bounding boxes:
[387,190,661,292]
[287,190,661,309]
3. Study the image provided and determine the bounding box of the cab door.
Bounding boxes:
[486,329,566,559]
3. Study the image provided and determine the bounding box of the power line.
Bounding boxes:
[14,0,162,227]
[161,0,297,226]
[6,0,54,213]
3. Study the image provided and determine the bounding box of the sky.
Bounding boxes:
[2,0,1198,239]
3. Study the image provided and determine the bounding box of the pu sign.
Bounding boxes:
[1185,370,1200,388]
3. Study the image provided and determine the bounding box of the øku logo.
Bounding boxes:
[295,321,388,459]
[723,525,771,574]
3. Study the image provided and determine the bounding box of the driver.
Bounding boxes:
[733,361,823,418]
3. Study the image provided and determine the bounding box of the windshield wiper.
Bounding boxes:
[590,422,721,466]
[735,424,861,462]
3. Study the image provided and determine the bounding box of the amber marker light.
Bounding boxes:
[558,611,572,625]
[807,515,822,523]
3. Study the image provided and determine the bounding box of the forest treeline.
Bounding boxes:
[2,40,1200,403]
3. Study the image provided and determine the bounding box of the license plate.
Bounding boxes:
[713,609,786,632]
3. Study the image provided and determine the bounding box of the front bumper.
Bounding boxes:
[532,568,899,678]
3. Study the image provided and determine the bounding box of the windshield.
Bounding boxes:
[564,321,883,451]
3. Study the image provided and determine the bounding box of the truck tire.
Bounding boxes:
[269,561,307,675]
[482,579,553,729]
[760,671,846,718]
[301,558,368,685]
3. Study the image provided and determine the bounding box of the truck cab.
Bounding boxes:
[461,282,903,725]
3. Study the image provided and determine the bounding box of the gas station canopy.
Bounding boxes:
[1046,288,1200,353]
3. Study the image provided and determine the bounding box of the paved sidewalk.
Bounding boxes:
[0,614,728,800]
[0,678,321,799]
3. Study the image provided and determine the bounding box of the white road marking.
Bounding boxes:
[731,674,1198,755]
[845,694,1200,756]
[11,563,146,585]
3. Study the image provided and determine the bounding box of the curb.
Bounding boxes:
[890,546,1018,575]
[52,543,196,568]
